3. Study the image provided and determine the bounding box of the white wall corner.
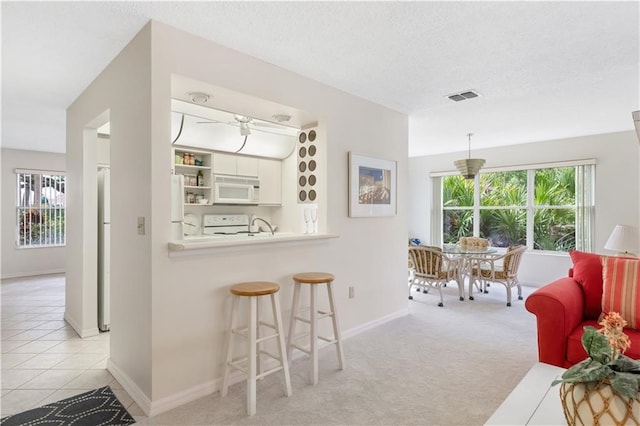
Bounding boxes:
[63,312,99,338]
[107,358,152,416]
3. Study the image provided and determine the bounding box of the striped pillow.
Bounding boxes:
[601,256,640,329]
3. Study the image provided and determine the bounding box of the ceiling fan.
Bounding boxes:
[196,114,284,136]
[233,115,252,136]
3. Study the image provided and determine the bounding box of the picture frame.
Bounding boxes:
[348,152,397,217]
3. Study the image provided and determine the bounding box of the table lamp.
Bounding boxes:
[604,224,640,257]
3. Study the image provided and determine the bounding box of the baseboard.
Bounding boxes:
[1,269,64,280]
[341,308,408,340]
[151,378,219,417]
[63,311,99,338]
[144,307,409,417]
[107,358,152,416]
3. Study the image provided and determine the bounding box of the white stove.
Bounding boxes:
[202,214,250,236]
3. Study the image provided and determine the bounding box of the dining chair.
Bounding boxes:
[408,245,457,307]
[468,245,527,306]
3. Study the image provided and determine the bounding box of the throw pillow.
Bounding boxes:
[570,250,606,320]
[601,256,640,329]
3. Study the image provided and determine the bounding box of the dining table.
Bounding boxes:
[441,244,498,299]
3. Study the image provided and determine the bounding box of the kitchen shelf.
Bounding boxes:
[173,147,213,205]
[175,164,211,170]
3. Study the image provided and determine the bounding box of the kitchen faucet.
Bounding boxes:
[250,217,275,235]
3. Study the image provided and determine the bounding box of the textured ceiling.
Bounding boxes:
[2,1,639,156]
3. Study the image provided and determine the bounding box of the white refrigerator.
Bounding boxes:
[97,168,110,331]
[171,174,184,239]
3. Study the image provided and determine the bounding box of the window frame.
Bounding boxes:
[432,159,595,253]
[15,168,67,249]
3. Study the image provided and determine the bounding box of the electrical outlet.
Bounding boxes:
[348,286,355,299]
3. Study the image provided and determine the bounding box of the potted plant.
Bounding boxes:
[553,312,640,425]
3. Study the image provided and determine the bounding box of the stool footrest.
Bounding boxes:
[259,321,276,330]
[293,315,311,324]
[233,327,248,338]
[257,365,283,380]
[318,335,337,344]
[290,343,311,355]
[229,357,249,374]
[293,312,334,322]
[292,332,310,341]
[256,333,279,344]
[258,349,281,361]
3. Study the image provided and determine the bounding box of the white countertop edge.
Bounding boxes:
[168,233,339,255]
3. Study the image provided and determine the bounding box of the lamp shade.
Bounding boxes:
[604,225,640,255]
[454,158,486,179]
[454,133,485,179]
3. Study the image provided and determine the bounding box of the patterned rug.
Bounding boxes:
[0,386,136,426]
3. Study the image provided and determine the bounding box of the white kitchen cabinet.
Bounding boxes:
[213,152,258,177]
[237,156,259,177]
[173,148,212,205]
[258,158,282,205]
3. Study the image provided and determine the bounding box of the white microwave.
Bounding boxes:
[213,175,260,205]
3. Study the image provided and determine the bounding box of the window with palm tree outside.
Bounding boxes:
[441,163,594,252]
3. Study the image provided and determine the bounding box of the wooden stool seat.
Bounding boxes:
[221,281,291,416]
[230,281,280,296]
[287,271,345,385]
[292,272,335,284]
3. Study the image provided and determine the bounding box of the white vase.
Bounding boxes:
[560,381,640,425]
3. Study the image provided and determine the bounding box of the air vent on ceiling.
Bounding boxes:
[447,90,480,102]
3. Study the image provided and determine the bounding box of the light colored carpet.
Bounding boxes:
[140,283,539,425]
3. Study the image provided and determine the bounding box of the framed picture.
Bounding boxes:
[348,152,397,217]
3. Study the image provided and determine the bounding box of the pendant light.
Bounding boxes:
[454,133,485,179]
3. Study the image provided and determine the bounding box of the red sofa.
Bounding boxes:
[525,251,640,368]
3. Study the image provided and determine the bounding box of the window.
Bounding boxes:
[533,167,576,251]
[438,161,594,252]
[16,170,66,247]
[442,175,474,243]
[479,170,527,247]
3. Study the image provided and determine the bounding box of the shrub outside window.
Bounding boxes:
[442,175,474,243]
[479,170,527,248]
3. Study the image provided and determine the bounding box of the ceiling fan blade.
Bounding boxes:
[196,120,221,124]
[251,121,283,128]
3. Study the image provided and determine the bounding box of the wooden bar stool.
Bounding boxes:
[221,281,292,416]
[287,272,345,385]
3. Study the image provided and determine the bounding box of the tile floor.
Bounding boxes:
[0,274,145,421]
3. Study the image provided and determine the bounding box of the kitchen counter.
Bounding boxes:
[168,232,339,256]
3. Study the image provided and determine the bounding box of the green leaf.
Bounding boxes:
[610,373,640,399]
[552,360,610,386]
[611,356,640,373]
[582,326,611,363]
